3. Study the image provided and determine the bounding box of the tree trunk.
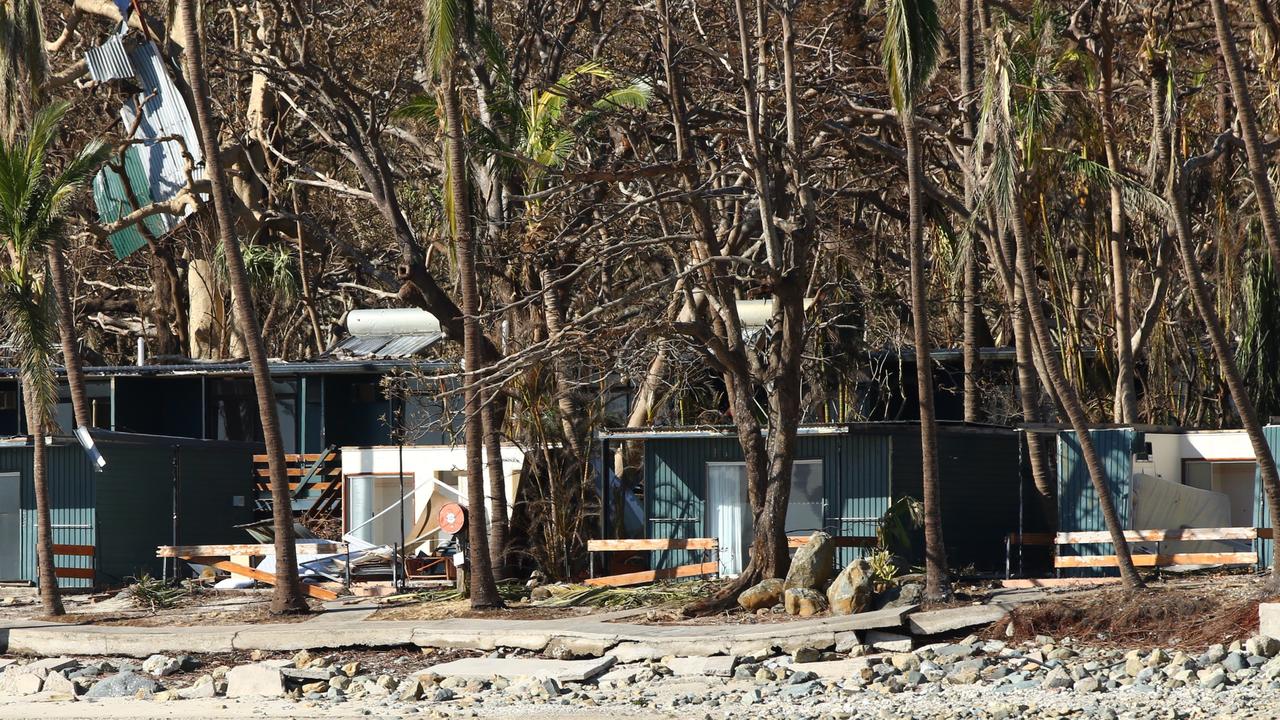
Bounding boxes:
[1210,0,1280,283]
[959,0,981,424]
[482,390,510,578]
[177,0,308,614]
[1099,4,1138,424]
[1009,179,1144,589]
[440,57,503,609]
[903,112,950,601]
[24,380,64,616]
[46,237,89,429]
[1169,145,1280,578]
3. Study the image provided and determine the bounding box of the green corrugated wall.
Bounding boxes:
[0,444,97,589]
[1255,426,1280,568]
[94,445,173,585]
[1056,428,1136,569]
[644,433,892,569]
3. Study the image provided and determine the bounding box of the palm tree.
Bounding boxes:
[423,0,503,608]
[0,101,110,615]
[1209,0,1280,284]
[175,0,308,614]
[981,30,1143,589]
[879,0,950,601]
[0,0,47,144]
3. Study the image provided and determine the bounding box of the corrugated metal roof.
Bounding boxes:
[330,332,443,359]
[90,34,205,260]
[0,358,453,379]
[84,33,134,84]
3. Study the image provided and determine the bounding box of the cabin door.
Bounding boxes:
[707,463,751,576]
[0,473,20,580]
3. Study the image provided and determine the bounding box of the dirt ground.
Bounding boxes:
[987,573,1274,649]
[0,587,317,627]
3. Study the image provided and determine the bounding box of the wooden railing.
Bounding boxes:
[53,543,95,583]
[1053,527,1272,569]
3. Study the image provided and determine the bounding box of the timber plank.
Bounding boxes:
[1006,533,1055,545]
[588,538,718,552]
[254,468,342,478]
[1054,552,1258,568]
[53,567,95,579]
[1055,527,1259,544]
[786,535,877,548]
[584,562,719,587]
[205,560,339,601]
[156,543,347,558]
[52,544,95,556]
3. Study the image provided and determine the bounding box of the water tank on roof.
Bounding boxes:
[347,308,441,336]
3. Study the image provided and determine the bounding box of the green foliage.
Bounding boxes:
[866,548,899,582]
[1240,250,1280,420]
[876,495,923,557]
[0,100,109,423]
[0,0,49,140]
[128,574,191,611]
[874,0,942,112]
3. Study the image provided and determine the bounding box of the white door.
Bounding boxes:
[707,463,751,576]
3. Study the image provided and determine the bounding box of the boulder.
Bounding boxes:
[783,532,835,591]
[738,578,785,612]
[83,672,161,699]
[826,559,874,615]
[0,671,43,696]
[42,672,78,697]
[142,655,181,678]
[783,587,828,617]
[225,664,286,698]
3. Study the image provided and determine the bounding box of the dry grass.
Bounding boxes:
[990,575,1273,650]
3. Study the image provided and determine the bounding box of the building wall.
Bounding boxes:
[889,427,1022,573]
[0,443,97,588]
[644,433,892,569]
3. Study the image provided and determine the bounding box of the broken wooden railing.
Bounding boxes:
[252,449,341,517]
[157,543,348,600]
[585,538,720,587]
[53,543,95,586]
[1053,527,1274,570]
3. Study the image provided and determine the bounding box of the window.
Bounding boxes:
[704,459,825,576]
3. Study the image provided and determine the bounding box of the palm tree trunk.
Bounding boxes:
[1169,146,1280,577]
[440,59,502,609]
[23,380,64,616]
[177,0,308,614]
[1210,0,1280,283]
[482,390,509,578]
[903,112,950,600]
[1009,183,1144,589]
[959,0,981,424]
[47,237,89,428]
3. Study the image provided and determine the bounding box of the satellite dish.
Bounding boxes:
[438,503,466,534]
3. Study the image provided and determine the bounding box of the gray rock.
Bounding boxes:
[946,667,980,684]
[83,672,160,699]
[178,678,218,699]
[1222,652,1248,673]
[1200,668,1227,689]
[826,559,874,615]
[779,680,817,698]
[42,672,78,697]
[738,579,786,612]
[1248,635,1280,659]
[1042,667,1073,689]
[432,687,456,701]
[1074,677,1101,693]
[783,532,835,591]
[783,587,827,617]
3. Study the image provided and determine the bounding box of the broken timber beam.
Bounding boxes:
[184,556,339,601]
[156,543,346,558]
[583,562,719,587]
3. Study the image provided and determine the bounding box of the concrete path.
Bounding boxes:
[0,605,919,659]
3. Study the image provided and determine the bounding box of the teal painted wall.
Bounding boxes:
[1056,428,1136,571]
[1255,426,1280,568]
[644,432,894,569]
[0,436,258,588]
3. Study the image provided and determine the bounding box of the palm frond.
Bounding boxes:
[1055,150,1172,221]
[591,80,653,112]
[422,0,461,75]
[878,0,942,112]
[392,94,440,122]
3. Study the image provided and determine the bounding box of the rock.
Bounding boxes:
[826,559,874,615]
[1200,668,1227,689]
[1124,653,1145,677]
[738,578,786,612]
[866,631,913,653]
[42,672,77,697]
[301,681,328,694]
[1042,667,1073,689]
[225,664,286,698]
[783,587,827,617]
[178,677,218,700]
[421,657,615,684]
[783,531,835,591]
[0,671,43,696]
[152,690,178,702]
[1222,652,1248,673]
[432,687,456,701]
[292,650,314,669]
[946,667,981,684]
[780,680,817,698]
[281,666,336,682]
[876,582,924,610]
[142,655,181,678]
[1248,635,1280,659]
[792,648,821,664]
[397,678,425,701]
[890,653,920,672]
[1074,677,1101,693]
[83,672,160,699]
[341,661,362,677]
[665,656,738,677]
